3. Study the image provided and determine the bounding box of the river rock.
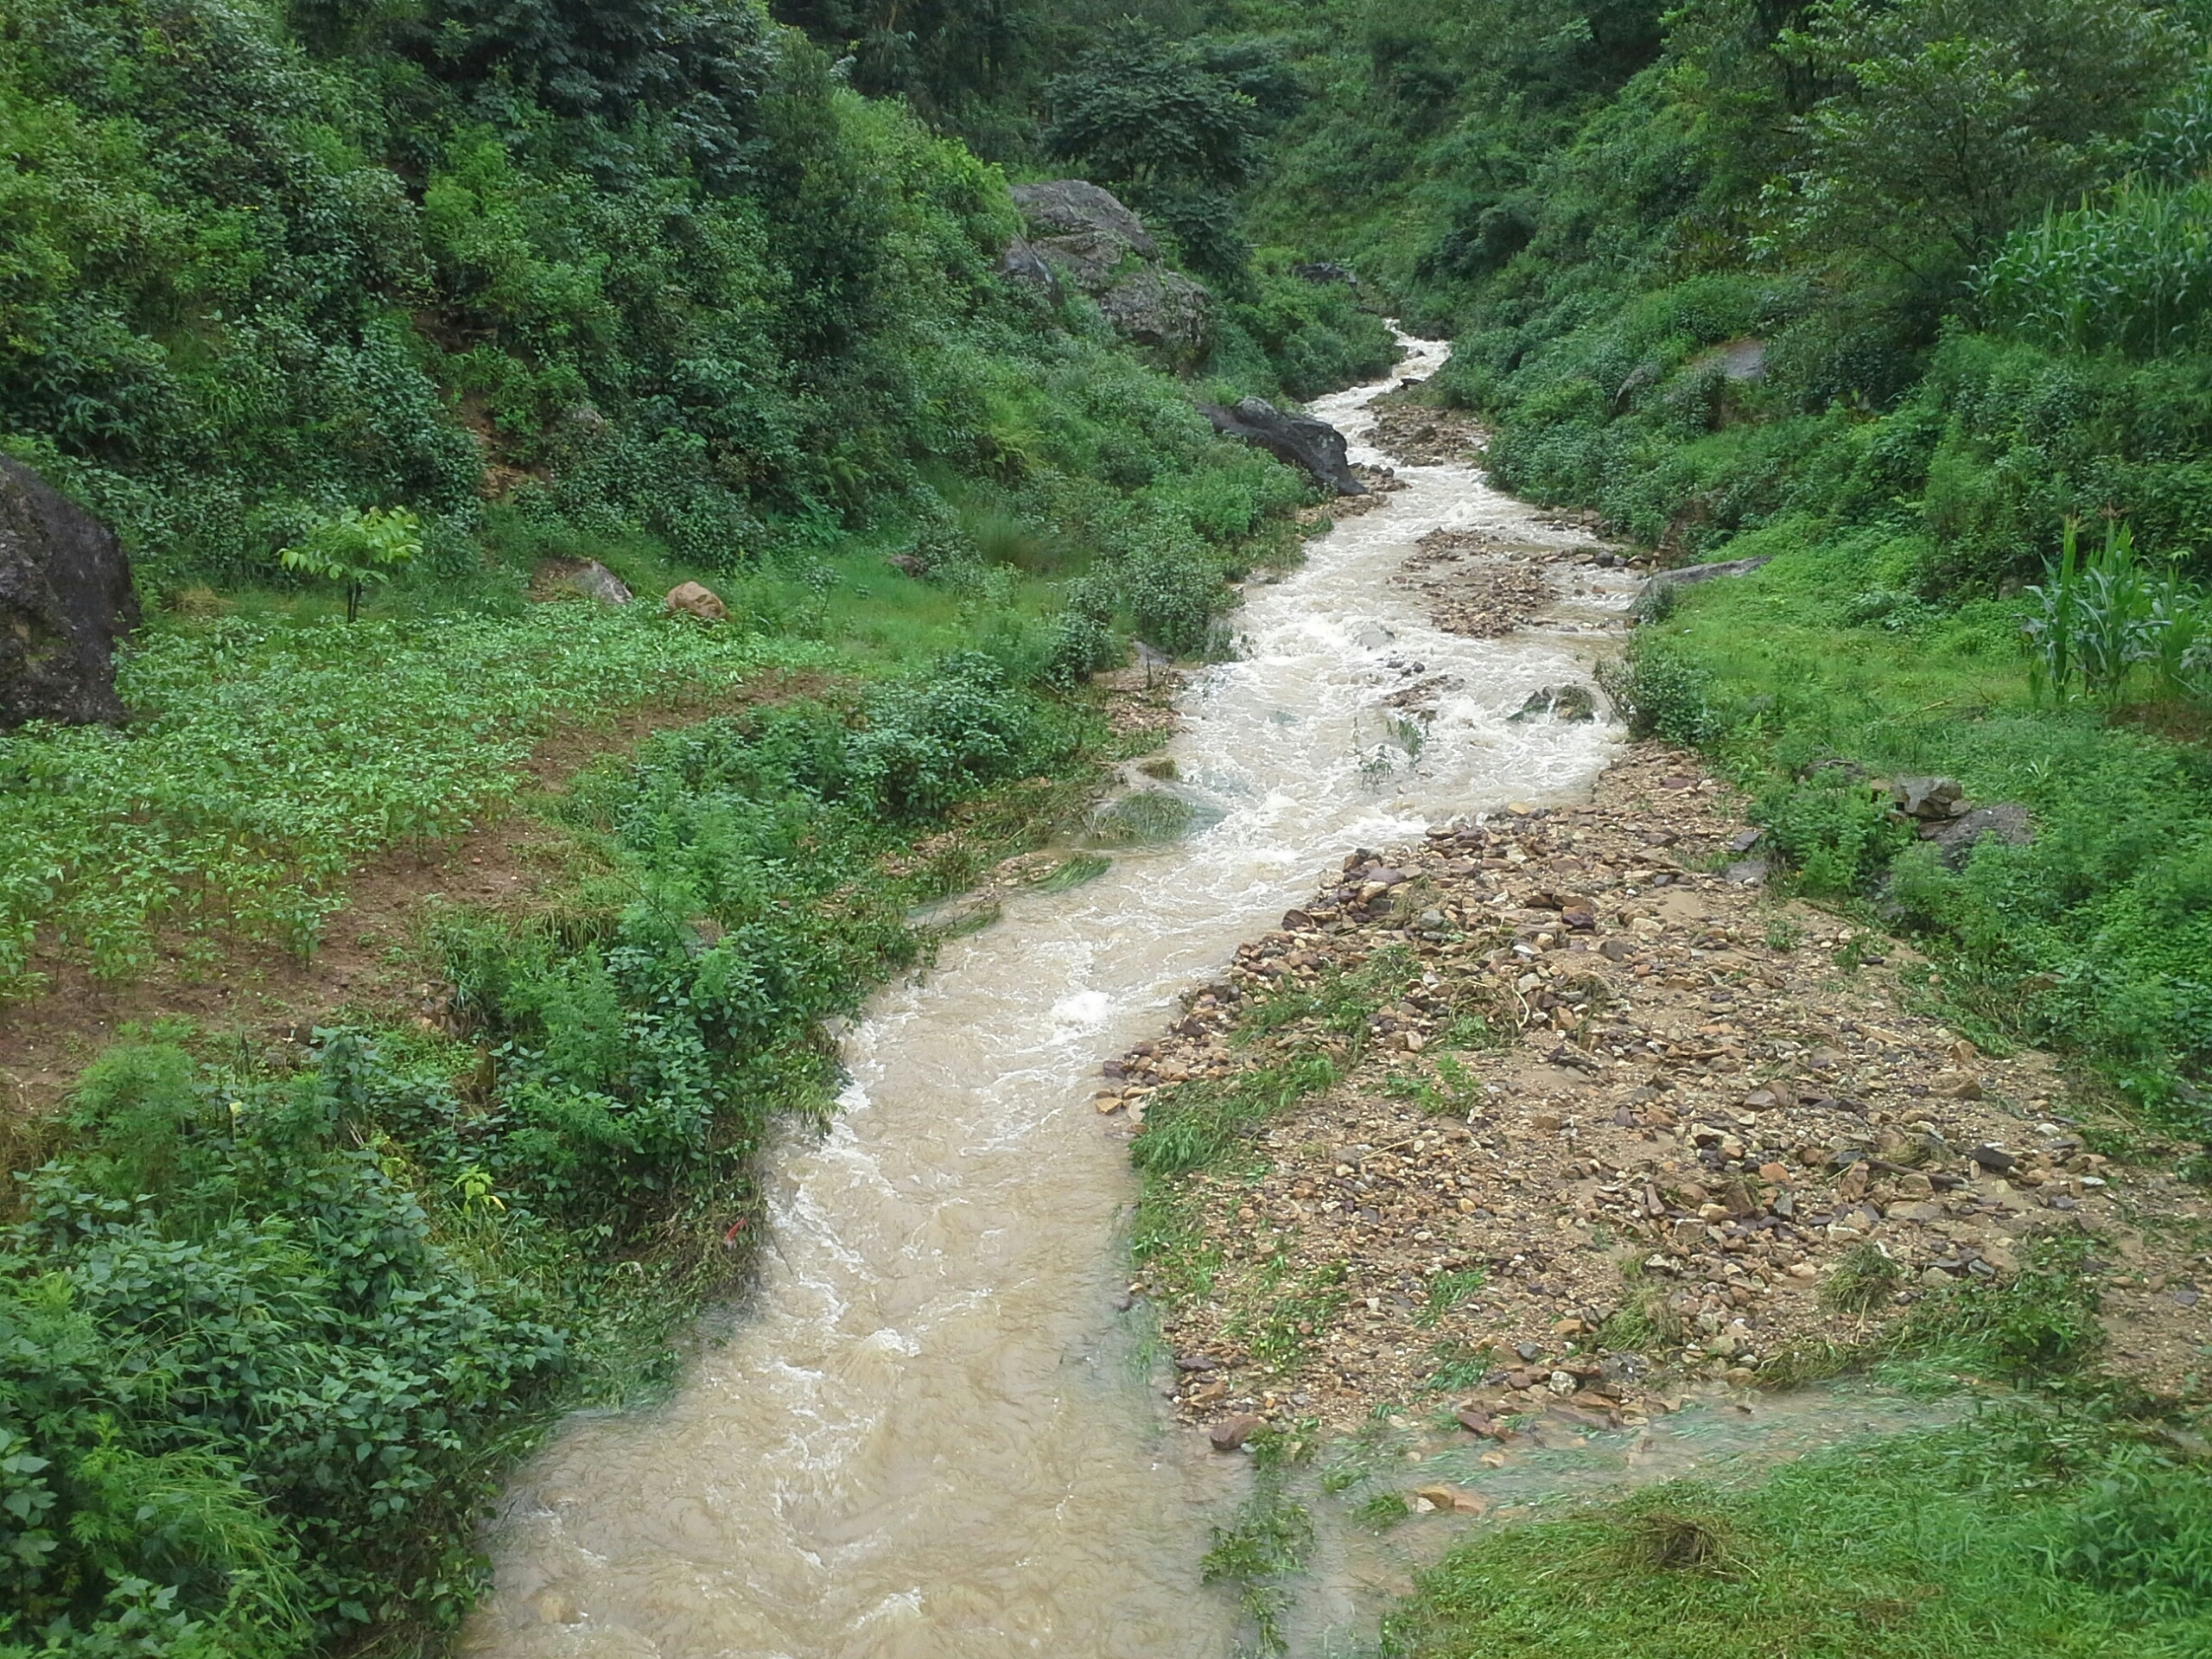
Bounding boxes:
[1198,397,1366,495]
[1691,338,1767,382]
[1009,180,1158,279]
[1509,684,1598,722]
[1207,1413,1263,1452]
[664,582,728,622]
[0,456,140,728]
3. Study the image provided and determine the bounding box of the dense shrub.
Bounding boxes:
[2,1036,568,1654]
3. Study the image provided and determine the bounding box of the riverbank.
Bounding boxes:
[1124,739,2210,1440]
[1122,400,2212,1659]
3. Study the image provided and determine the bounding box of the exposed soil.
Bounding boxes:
[1112,746,2212,1442]
[1365,400,1490,467]
[1394,529,1645,640]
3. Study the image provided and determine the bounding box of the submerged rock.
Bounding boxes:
[1197,397,1365,495]
[0,456,140,728]
[1510,684,1599,722]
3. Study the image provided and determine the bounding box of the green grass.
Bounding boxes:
[0,652,1105,1655]
[1630,519,2212,1122]
[1381,1420,2212,1658]
[0,535,1122,1001]
[1385,1241,2208,1657]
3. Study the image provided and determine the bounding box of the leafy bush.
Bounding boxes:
[1750,770,1913,897]
[1596,647,1714,745]
[847,652,1074,818]
[2,1036,568,1654]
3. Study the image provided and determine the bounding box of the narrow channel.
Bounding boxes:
[463,333,1633,1658]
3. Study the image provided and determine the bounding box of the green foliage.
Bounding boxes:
[1415,1267,1487,1328]
[1982,176,2212,358]
[1777,0,2191,302]
[846,652,1077,817]
[2,1035,568,1653]
[1649,539,2212,1110]
[0,0,1330,607]
[277,508,422,623]
[1381,1415,2212,1656]
[1751,767,1913,895]
[2024,518,2212,706]
[1129,1050,1339,1179]
[0,605,816,1000]
[3,655,1097,1654]
[2057,1447,2212,1616]
[1597,647,1716,745]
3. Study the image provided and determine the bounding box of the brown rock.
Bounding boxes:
[1414,1483,1485,1515]
[665,582,728,622]
[1208,1413,1263,1452]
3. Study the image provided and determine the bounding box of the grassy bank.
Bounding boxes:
[1602,530,2212,1129]
[1382,1245,2212,1658]
[0,630,1149,1654]
[0,288,1319,1653]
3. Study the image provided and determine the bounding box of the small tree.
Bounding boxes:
[278,507,423,621]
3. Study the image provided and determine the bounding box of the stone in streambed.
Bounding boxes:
[1509,684,1598,722]
[1208,1414,1263,1452]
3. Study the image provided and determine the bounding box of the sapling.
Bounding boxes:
[278,505,423,622]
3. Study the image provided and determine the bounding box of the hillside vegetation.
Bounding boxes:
[1184,0,2212,1121]
[8,0,2212,1653]
[0,0,1375,1650]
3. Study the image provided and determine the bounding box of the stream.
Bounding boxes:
[460,334,1731,1657]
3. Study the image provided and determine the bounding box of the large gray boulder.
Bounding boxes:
[1008,180,1158,283]
[1006,180,1210,359]
[995,235,1061,301]
[1197,397,1367,496]
[1096,267,1211,356]
[0,458,140,728]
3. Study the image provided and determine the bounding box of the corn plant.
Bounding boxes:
[1980,177,2212,358]
[2150,556,2212,702]
[2024,517,2211,705]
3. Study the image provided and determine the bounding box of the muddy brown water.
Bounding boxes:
[461,335,1896,1658]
